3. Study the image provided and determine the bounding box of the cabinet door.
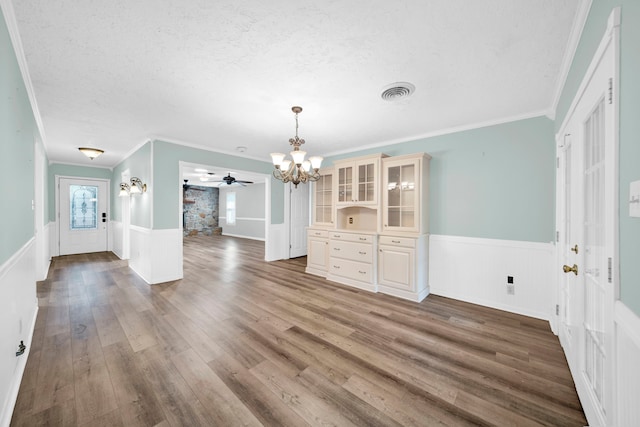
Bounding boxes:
[312,172,334,226]
[355,159,378,204]
[307,237,328,271]
[337,165,353,203]
[383,159,419,232]
[378,246,414,291]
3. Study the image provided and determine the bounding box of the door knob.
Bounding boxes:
[570,244,578,254]
[563,264,579,275]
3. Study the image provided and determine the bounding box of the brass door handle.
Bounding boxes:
[563,264,578,275]
[570,244,578,254]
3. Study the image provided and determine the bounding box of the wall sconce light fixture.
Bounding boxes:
[119,177,147,197]
[129,177,147,194]
[118,182,130,197]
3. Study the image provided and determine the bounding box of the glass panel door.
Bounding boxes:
[387,165,401,227]
[337,166,352,203]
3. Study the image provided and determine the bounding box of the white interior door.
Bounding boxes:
[59,178,109,255]
[289,183,309,258]
[557,25,617,427]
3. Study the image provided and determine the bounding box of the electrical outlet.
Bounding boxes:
[348,216,354,224]
[507,276,514,284]
[507,284,515,295]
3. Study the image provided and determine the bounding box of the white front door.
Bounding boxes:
[289,182,309,258]
[59,178,109,255]
[557,20,617,426]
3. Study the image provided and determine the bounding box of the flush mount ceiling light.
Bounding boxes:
[78,147,104,160]
[381,82,415,101]
[199,172,215,182]
[270,106,323,188]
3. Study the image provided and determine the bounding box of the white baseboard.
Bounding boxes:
[428,235,555,320]
[0,239,38,427]
[614,301,640,426]
[378,284,429,303]
[221,232,265,242]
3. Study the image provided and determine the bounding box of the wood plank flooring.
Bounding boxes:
[11,235,587,426]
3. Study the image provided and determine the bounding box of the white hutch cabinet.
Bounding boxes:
[307,152,431,302]
[334,154,386,206]
[306,168,333,277]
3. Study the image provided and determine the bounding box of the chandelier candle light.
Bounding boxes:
[270,106,323,188]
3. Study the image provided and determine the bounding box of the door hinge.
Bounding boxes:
[608,77,613,104]
[556,304,559,316]
[608,257,612,283]
[556,157,559,169]
[556,231,559,242]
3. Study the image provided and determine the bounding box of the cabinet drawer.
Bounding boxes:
[308,229,329,238]
[379,236,416,248]
[329,240,373,263]
[329,258,373,284]
[329,232,373,243]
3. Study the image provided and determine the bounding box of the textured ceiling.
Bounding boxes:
[11,0,582,168]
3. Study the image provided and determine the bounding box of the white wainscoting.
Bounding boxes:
[129,226,183,284]
[265,223,287,262]
[219,216,265,241]
[110,220,124,259]
[0,239,38,427]
[429,235,555,320]
[35,222,51,281]
[614,301,640,426]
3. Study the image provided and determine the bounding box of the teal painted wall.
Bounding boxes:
[48,163,112,222]
[325,116,556,243]
[0,13,37,264]
[556,2,640,316]
[112,142,152,227]
[152,140,282,229]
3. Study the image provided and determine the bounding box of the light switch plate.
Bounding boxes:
[630,180,640,218]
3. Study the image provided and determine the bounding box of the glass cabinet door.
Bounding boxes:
[357,162,376,203]
[385,160,417,230]
[313,172,333,225]
[337,166,353,203]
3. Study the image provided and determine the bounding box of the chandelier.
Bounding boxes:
[270,106,323,188]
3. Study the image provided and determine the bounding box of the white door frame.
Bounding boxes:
[288,182,310,258]
[33,137,48,280]
[554,8,620,427]
[120,169,131,259]
[54,175,111,256]
[177,161,271,257]
[283,181,312,259]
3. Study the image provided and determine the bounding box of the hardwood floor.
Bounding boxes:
[11,235,586,426]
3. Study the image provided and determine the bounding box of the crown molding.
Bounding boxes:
[148,134,271,164]
[0,0,47,150]
[48,160,113,171]
[321,109,550,158]
[548,0,593,120]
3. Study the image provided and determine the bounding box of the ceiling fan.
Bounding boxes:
[183,179,205,191]
[215,173,253,186]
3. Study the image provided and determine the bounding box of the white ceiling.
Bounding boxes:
[10,0,583,169]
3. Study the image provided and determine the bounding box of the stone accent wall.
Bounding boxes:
[183,185,220,236]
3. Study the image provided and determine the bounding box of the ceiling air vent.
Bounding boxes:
[381,82,415,101]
